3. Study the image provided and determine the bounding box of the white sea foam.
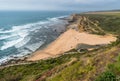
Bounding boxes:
[25,41,45,52]
[0,29,29,50]
[0,16,65,50]
[0,34,17,40]
[1,37,24,50]
[0,16,67,65]
[48,15,67,21]
[0,21,42,50]
[15,37,30,48]
[0,23,38,34]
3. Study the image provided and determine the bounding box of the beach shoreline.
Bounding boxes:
[0,16,69,66]
[26,14,117,61]
[27,28,116,61]
[0,14,117,66]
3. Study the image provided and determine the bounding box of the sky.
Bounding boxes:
[0,0,119,11]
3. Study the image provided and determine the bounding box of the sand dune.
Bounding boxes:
[27,29,116,61]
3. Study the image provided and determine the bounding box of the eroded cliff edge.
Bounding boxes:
[67,14,105,35]
[1,12,120,81]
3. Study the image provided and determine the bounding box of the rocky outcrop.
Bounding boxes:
[67,14,105,35]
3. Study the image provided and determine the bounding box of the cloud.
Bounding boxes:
[74,0,116,3]
[0,0,119,11]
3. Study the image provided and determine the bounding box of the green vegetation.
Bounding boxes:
[1,11,120,81]
[95,55,120,81]
[108,55,120,77]
[0,54,79,81]
[95,71,116,81]
[47,61,94,81]
[81,14,120,34]
[0,50,85,81]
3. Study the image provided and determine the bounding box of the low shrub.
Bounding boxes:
[95,71,116,81]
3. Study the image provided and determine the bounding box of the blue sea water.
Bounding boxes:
[0,11,75,64]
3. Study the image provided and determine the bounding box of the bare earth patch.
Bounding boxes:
[27,29,116,61]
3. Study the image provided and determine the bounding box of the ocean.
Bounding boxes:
[0,11,75,64]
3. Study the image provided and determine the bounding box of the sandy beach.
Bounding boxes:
[27,29,116,61]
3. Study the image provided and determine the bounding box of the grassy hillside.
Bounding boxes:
[0,52,80,81]
[82,13,120,34]
[1,12,120,81]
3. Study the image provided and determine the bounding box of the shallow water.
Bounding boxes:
[0,11,75,64]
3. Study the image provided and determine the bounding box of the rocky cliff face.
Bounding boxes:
[67,14,105,35]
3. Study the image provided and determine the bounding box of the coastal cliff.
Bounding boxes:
[67,14,105,35]
[26,14,116,61]
[0,11,120,81]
